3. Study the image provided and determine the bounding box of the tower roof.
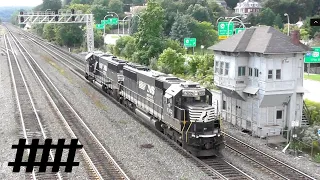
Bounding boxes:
[208,26,310,54]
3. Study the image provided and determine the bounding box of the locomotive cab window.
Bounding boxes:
[167,98,173,107]
[165,94,173,107]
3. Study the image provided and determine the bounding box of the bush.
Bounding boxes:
[314,153,320,163]
[305,99,320,125]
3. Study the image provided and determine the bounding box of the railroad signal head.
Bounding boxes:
[71,9,75,21]
[19,11,24,22]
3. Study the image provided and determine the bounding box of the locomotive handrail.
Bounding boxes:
[186,121,193,142]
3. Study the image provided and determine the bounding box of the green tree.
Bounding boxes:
[257,8,276,26]
[43,24,56,41]
[71,0,93,4]
[170,13,192,44]
[157,48,185,74]
[158,0,179,36]
[42,0,62,11]
[224,0,238,9]
[123,38,136,59]
[129,15,140,35]
[186,54,214,88]
[186,4,211,22]
[133,0,144,5]
[31,24,45,37]
[113,36,135,57]
[264,0,311,23]
[245,13,257,26]
[207,0,226,24]
[10,11,20,26]
[136,0,165,65]
[108,0,123,15]
[164,39,186,54]
[300,28,310,41]
[92,0,109,6]
[63,0,72,6]
[91,4,108,23]
[67,3,91,13]
[192,21,218,48]
[94,27,104,48]
[273,14,283,29]
[303,15,320,38]
[312,0,320,16]
[55,24,84,47]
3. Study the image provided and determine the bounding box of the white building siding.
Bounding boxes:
[213,51,305,137]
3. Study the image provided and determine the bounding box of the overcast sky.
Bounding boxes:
[0,0,42,7]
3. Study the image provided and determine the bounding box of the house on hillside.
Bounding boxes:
[234,0,262,18]
[130,5,147,14]
[208,26,311,138]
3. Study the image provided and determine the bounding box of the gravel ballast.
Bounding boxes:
[22,38,213,179]
[220,150,275,180]
[0,32,25,180]
[12,36,91,180]
[223,122,320,179]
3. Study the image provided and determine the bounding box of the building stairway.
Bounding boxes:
[301,100,310,126]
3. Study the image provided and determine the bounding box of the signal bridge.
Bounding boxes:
[18,10,94,52]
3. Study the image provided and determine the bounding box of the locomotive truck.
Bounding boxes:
[84,52,224,157]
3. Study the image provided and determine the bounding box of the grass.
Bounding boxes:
[304,73,320,82]
[41,54,73,83]
[81,87,108,111]
[314,153,320,163]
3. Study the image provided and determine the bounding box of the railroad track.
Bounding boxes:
[223,133,316,180]
[17,25,319,180]
[4,32,62,180]
[5,25,130,180]
[9,25,255,180]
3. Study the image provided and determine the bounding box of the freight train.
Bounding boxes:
[84,52,224,157]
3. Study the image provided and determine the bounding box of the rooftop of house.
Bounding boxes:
[208,26,311,54]
[234,0,262,9]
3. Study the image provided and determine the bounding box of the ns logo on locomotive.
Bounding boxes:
[84,52,224,157]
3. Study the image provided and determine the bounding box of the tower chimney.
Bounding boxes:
[291,30,300,46]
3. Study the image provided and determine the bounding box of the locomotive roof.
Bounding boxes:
[125,62,150,71]
[100,55,127,65]
[114,54,204,90]
[123,63,203,88]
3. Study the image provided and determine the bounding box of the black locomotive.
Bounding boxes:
[84,52,224,157]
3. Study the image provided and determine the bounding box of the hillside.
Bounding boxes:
[0,6,32,22]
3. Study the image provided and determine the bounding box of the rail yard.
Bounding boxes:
[0,23,319,180]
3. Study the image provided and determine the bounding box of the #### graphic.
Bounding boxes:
[8,139,83,172]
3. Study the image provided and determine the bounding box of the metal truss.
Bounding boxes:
[18,10,94,52]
